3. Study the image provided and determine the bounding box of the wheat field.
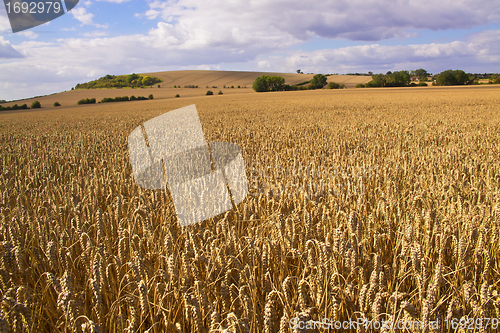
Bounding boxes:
[0,85,499,332]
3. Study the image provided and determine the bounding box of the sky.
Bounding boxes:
[1,0,500,101]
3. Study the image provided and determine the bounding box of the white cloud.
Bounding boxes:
[96,0,130,3]
[258,60,271,68]
[71,7,95,25]
[141,0,500,42]
[0,37,24,58]
[0,5,12,33]
[265,31,500,74]
[83,31,109,37]
[145,9,160,20]
[70,6,108,28]
[18,31,39,39]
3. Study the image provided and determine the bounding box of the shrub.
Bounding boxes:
[328,81,340,89]
[252,75,286,92]
[31,101,41,109]
[237,85,240,88]
[0,103,28,111]
[54,102,61,107]
[206,90,214,95]
[309,74,328,89]
[435,70,470,86]
[130,96,137,101]
[148,94,154,100]
[231,85,234,88]
[158,85,161,88]
[175,94,180,98]
[142,76,155,86]
[355,83,365,88]
[77,98,96,105]
[218,90,223,95]
[174,85,177,88]
[417,82,428,86]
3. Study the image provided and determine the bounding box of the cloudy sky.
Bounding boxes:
[1,0,500,100]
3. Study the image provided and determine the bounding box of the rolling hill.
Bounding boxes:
[0,70,373,110]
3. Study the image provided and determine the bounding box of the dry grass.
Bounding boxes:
[0,85,500,332]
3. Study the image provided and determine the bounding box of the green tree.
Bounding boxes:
[148,94,154,100]
[328,81,340,89]
[252,75,286,92]
[252,76,270,92]
[126,73,140,84]
[309,74,327,89]
[435,70,470,86]
[386,70,411,87]
[367,74,386,87]
[268,76,285,91]
[53,102,61,107]
[142,76,154,86]
[412,68,429,82]
[31,101,41,108]
[206,90,214,95]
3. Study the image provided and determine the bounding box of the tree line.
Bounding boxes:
[357,69,489,88]
[252,74,344,92]
[253,69,498,92]
[77,94,154,105]
[74,74,162,89]
[0,101,41,111]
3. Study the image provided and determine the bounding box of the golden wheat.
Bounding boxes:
[0,86,499,332]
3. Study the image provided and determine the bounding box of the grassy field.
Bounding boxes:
[0,85,499,332]
[0,70,373,110]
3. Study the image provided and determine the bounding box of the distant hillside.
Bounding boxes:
[0,70,373,110]
[141,70,372,88]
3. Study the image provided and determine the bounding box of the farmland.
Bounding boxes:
[0,84,500,332]
[0,70,373,110]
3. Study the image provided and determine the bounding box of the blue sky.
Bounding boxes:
[1,0,500,100]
